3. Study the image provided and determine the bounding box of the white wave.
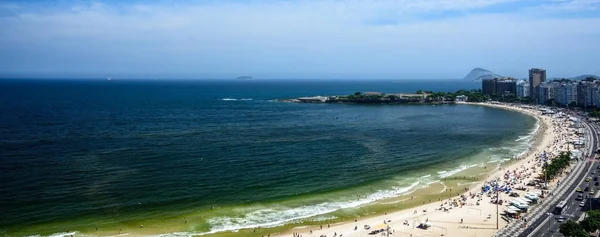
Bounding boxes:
[151,232,196,237]
[25,232,78,237]
[437,164,477,178]
[240,98,253,101]
[438,182,448,193]
[221,98,238,101]
[515,149,528,158]
[419,174,431,179]
[515,135,531,142]
[310,215,338,222]
[205,181,420,233]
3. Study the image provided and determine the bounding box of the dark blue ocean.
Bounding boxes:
[0,79,536,236]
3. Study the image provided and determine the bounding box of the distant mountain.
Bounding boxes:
[548,74,600,81]
[571,74,599,80]
[463,68,502,81]
[236,76,254,80]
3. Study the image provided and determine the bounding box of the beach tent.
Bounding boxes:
[517,198,532,204]
[525,194,539,200]
[510,201,529,209]
[504,209,517,214]
[510,199,526,205]
[508,206,521,212]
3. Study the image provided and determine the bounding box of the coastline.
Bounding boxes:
[269,102,571,237]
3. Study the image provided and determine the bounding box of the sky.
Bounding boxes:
[0,0,599,79]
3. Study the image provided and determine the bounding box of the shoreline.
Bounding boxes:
[270,102,572,237]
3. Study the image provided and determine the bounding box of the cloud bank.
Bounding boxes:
[0,0,599,79]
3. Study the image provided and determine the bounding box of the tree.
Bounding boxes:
[569,101,578,108]
[589,109,600,118]
[354,92,362,96]
[416,90,423,94]
[581,210,600,232]
[560,220,589,237]
[541,151,571,181]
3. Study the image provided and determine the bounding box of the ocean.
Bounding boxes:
[0,79,537,237]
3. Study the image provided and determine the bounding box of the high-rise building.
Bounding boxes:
[576,81,599,107]
[592,87,600,107]
[482,78,497,95]
[529,68,546,103]
[496,78,517,96]
[516,80,530,98]
[538,82,558,103]
[555,83,578,106]
[481,78,516,96]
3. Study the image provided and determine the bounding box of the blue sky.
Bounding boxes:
[0,0,599,79]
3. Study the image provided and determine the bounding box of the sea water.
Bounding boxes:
[0,79,536,236]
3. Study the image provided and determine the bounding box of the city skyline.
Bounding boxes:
[1,0,599,79]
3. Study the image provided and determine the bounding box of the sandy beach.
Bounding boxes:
[270,103,580,237]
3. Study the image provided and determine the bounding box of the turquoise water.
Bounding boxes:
[0,79,536,236]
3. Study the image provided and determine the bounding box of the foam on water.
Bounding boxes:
[437,164,478,178]
[205,181,420,233]
[221,98,254,101]
[310,215,338,222]
[26,231,78,237]
[419,174,431,179]
[515,135,531,142]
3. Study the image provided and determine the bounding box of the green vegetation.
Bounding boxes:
[560,210,600,236]
[328,89,527,104]
[560,220,589,237]
[581,210,600,232]
[588,109,600,118]
[342,92,386,102]
[488,94,534,104]
[542,151,571,181]
[425,89,488,102]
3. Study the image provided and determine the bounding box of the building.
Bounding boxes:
[555,83,578,106]
[516,80,530,98]
[577,81,600,107]
[592,86,600,107]
[455,95,468,102]
[538,82,558,104]
[481,77,517,96]
[482,78,497,96]
[363,92,383,96]
[529,68,547,103]
[496,78,517,96]
[577,82,592,107]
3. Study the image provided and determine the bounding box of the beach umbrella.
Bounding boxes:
[375,223,387,230]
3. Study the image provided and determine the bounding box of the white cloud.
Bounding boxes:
[0,0,599,78]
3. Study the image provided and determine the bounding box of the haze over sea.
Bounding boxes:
[0,79,536,237]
